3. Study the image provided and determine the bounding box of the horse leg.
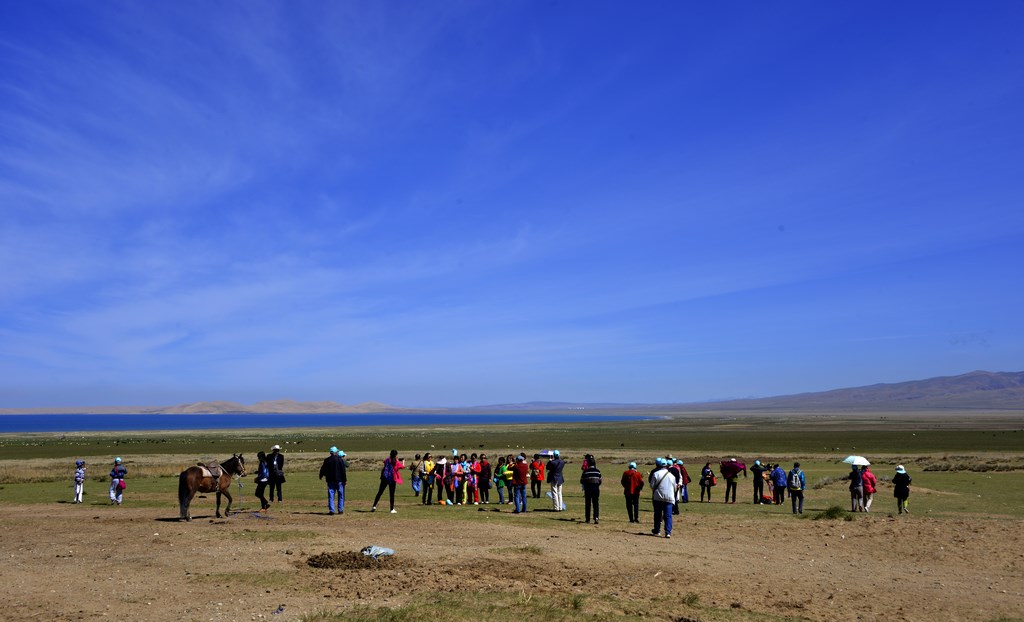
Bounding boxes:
[216,491,222,518]
[223,486,233,516]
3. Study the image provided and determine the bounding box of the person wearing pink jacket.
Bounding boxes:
[861,466,877,512]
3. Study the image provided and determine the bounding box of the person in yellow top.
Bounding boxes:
[420,453,435,505]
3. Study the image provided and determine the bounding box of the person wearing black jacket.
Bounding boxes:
[751,460,767,504]
[268,444,285,502]
[580,454,602,524]
[319,446,348,515]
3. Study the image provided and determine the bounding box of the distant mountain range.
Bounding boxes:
[1,370,1021,414]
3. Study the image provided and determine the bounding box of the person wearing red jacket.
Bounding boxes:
[861,465,877,512]
[621,462,645,523]
[530,455,546,498]
[510,455,530,513]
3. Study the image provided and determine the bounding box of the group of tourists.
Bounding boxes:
[72,447,915,521]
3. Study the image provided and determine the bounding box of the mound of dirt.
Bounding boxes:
[307,551,396,570]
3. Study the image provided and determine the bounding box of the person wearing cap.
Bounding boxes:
[861,465,877,512]
[547,450,566,511]
[580,454,602,524]
[109,457,127,505]
[788,462,806,514]
[892,465,912,514]
[73,459,87,503]
[268,444,286,502]
[649,458,676,538]
[751,460,767,504]
[319,446,348,515]
[621,462,644,523]
[510,454,530,513]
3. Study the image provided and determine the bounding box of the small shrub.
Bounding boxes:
[571,594,585,610]
[681,592,700,606]
[812,505,848,520]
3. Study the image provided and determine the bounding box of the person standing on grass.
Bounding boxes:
[478,453,492,504]
[547,450,566,511]
[420,453,435,505]
[530,454,546,498]
[409,454,423,497]
[109,457,127,505]
[861,465,877,512]
[621,462,644,523]
[771,463,787,505]
[751,460,767,504]
[893,465,912,514]
[494,456,508,505]
[788,462,806,514]
[580,454,602,524]
[73,460,86,503]
[318,446,348,515]
[254,451,271,511]
[372,449,401,513]
[511,455,530,513]
[649,458,675,538]
[700,462,715,503]
[846,464,864,512]
[722,458,746,504]
[268,444,286,503]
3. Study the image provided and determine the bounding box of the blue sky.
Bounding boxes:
[1,2,1022,408]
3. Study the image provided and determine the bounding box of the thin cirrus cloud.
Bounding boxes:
[1,2,1023,407]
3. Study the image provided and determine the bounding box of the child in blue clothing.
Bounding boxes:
[73,460,86,503]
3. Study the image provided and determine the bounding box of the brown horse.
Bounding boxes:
[178,454,246,521]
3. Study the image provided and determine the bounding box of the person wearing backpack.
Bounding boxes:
[580,454,602,524]
[893,465,912,514]
[788,462,806,514]
[372,449,401,513]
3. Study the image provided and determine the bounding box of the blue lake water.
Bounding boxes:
[0,413,650,433]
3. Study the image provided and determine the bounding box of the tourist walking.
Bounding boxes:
[700,462,715,502]
[254,451,271,511]
[846,464,864,512]
[547,450,566,511]
[771,463,787,505]
[268,444,286,502]
[861,465,877,512]
[649,458,675,538]
[318,446,348,515]
[580,454,602,524]
[511,455,530,513]
[788,462,806,514]
[372,449,402,513]
[621,462,644,523]
[109,457,127,505]
[893,465,912,514]
[751,460,767,504]
[73,460,86,503]
[721,458,746,504]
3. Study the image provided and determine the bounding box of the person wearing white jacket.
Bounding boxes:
[648,458,676,538]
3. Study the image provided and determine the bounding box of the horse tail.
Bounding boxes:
[178,470,191,518]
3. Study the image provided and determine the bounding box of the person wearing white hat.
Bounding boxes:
[546,450,566,512]
[319,446,348,515]
[268,445,285,502]
[893,465,912,514]
[109,457,127,505]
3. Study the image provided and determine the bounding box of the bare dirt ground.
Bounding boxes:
[2,501,1022,622]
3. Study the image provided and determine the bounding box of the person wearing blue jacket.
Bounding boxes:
[108,457,127,505]
[771,464,787,505]
[788,462,806,514]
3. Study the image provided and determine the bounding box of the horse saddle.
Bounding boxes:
[198,461,224,479]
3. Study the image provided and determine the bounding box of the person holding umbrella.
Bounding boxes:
[720,458,747,504]
[846,464,864,512]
